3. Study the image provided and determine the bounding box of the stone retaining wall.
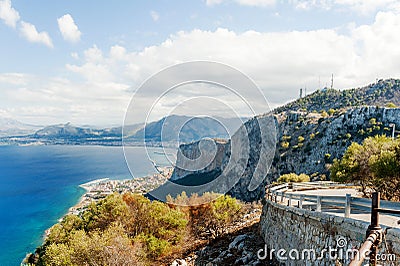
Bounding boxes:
[259,200,400,265]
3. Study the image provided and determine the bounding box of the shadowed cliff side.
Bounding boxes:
[150,114,277,202]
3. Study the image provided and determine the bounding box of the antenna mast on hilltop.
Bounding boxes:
[299,88,303,98]
[331,73,334,89]
[319,76,321,90]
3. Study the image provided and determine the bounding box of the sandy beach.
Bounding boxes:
[67,167,173,217]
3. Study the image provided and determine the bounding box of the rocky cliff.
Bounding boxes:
[167,114,277,201]
[170,80,400,202]
[271,106,400,179]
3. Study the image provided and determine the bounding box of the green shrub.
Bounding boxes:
[123,193,187,245]
[167,193,242,239]
[207,195,241,238]
[324,153,331,161]
[320,110,328,117]
[330,135,400,200]
[137,234,169,258]
[82,193,129,231]
[42,243,73,266]
[282,135,292,141]
[386,102,397,108]
[42,223,138,266]
[277,173,310,183]
[369,118,377,125]
[38,193,188,265]
[281,141,290,149]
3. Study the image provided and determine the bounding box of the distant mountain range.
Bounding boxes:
[0,117,41,137]
[2,78,400,147]
[0,115,244,146]
[129,115,242,143]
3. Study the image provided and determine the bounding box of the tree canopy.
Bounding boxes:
[330,135,400,200]
[26,192,244,266]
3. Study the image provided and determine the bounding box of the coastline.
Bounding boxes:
[27,164,173,261]
[46,168,173,239]
[79,178,110,190]
[56,178,111,222]
[65,166,173,218]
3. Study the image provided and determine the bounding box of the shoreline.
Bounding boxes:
[56,177,112,222]
[79,178,110,190]
[65,166,174,218]
[46,163,175,230]
[47,168,173,236]
[33,167,174,264]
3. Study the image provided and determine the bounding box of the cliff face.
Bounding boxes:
[170,115,277,202]
[272,106,400,179]
[171,139,229,180]
[171,106,400,201]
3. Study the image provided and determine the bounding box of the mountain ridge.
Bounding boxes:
[275,78,400,113]
[0,115,244,146]
[0,117,42,137]
[167,78,400,202]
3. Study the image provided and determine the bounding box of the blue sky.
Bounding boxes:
[1,0,400,125]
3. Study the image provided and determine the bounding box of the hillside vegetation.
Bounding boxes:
[271,106,400,181]
[331,135,400,200]
[169,79,400,202]
[24,193,250,266]
[275,79,400,113]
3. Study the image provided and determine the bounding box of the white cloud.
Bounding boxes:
[0,108,12,118]
[0,0,19,28]
[4,11,400,125]
[334,0,399,14]
[71,52,79,59]
[293,0,400,14]
[83,45,103,62]
[66,11,400,121]
[1,74,131,125]
[350,11,400,76]
[205,0,224,6]
[207,0,400,13]
[206,0,275,7]
[110,45,127,60]
[150,10,159,22]
[0,1,54,48]
[57,14,81,43]
[0,73,30,85]
[19,21,53,48]
[235,0,275,7]
[294,0,332,11]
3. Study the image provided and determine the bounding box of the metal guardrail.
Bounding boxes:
[266,183,400,265]
[266,182,400,219]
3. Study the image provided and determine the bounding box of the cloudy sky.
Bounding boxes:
[1,0,400,126]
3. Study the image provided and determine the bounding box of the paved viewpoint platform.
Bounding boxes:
[282,187,400,228]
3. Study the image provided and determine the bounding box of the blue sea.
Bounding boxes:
[0,145,173,266]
